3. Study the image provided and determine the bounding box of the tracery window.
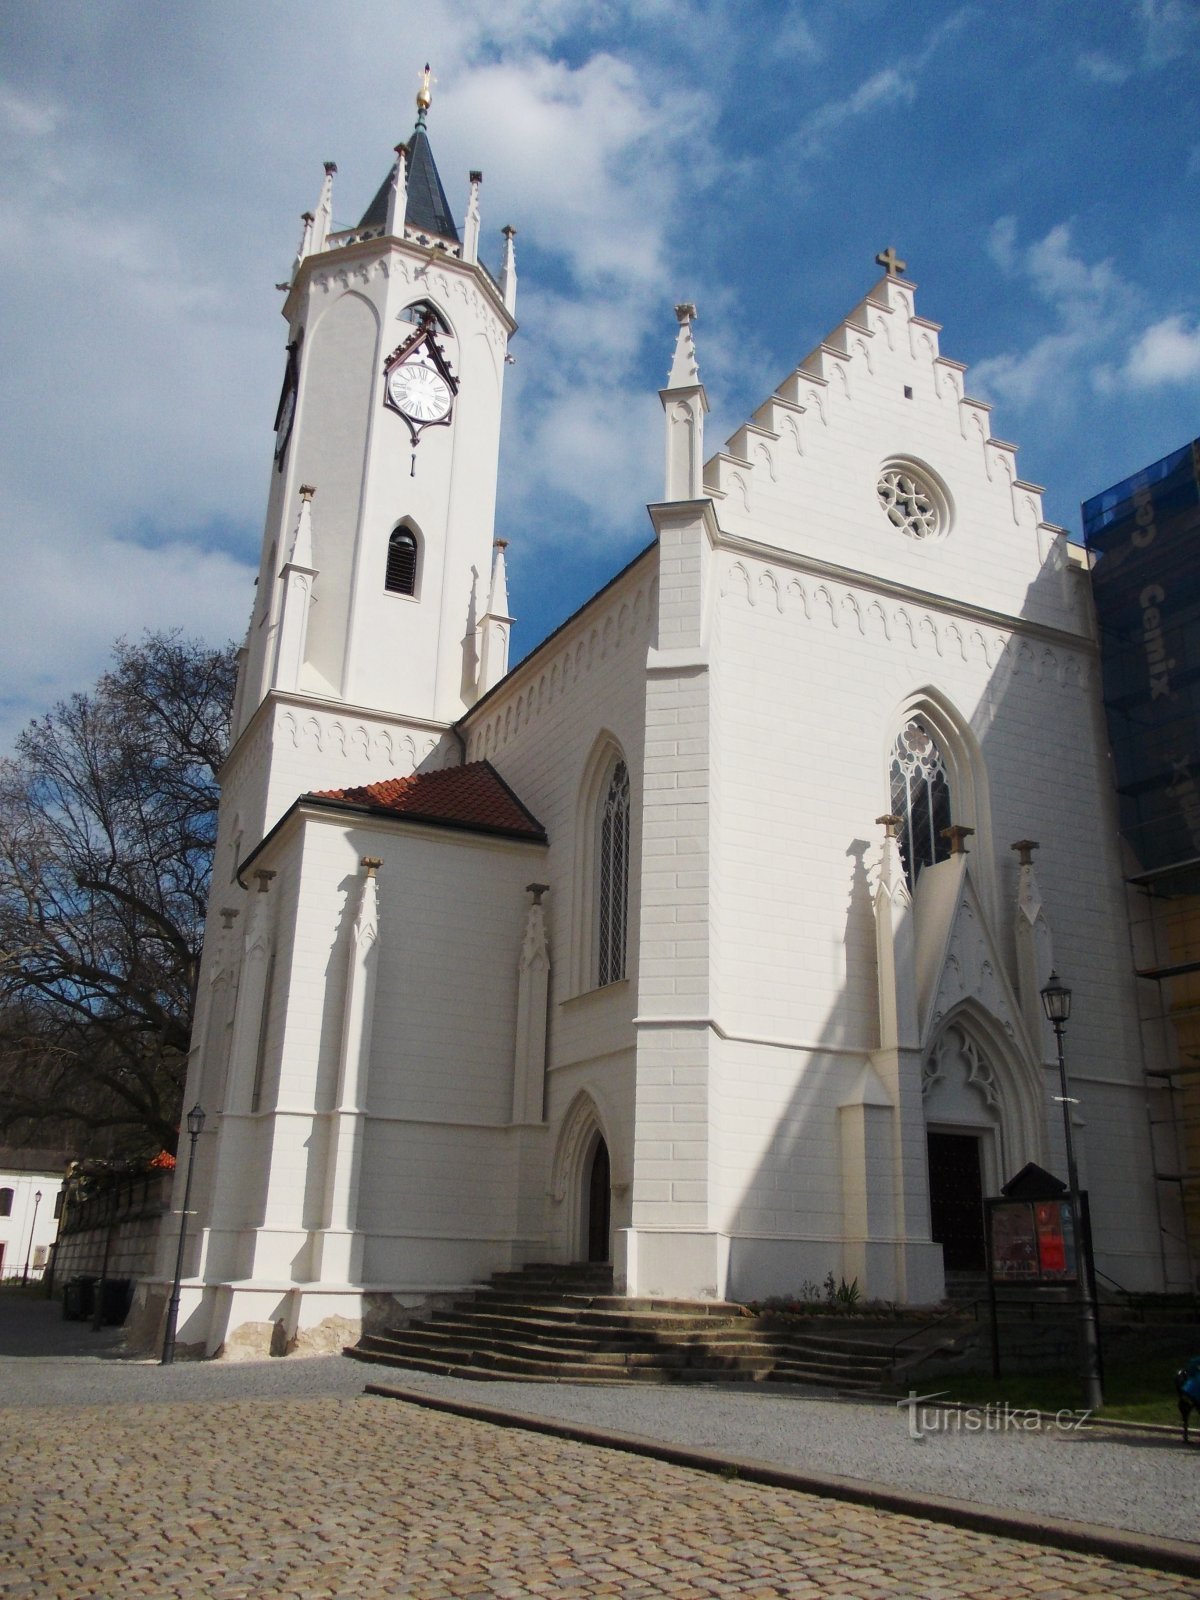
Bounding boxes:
[890,720,951,886]
[596,760,630,986]
[385,527,418,596]
[876,460,949,541]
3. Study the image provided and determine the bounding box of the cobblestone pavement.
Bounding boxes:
[4,1394,1200,1599]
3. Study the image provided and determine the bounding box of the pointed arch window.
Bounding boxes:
[597,760,630,987]
[385,526,418,596]
[890,720,951,887]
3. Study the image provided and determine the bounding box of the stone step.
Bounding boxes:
[434,1303,752,1336]
[422,1312,757,1347]
[351,1347,585,1384]
[467,1289,746,1316]
[345,1260,895,1392]
[349,1342,778,1383]
[767,1330,899,1360]
[412,1311,895,1368]
[766,1366,882,1392]
[353,1347,778,1386]
[360,1327,803,1370]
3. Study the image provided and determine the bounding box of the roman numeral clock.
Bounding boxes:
[383,312,458,472]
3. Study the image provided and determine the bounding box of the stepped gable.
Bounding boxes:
[308,760,546,841]
[702,270,1070,602]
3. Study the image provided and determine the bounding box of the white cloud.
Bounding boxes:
[971,218,1135,411]
[1077,0,1200,83]
[795,9,971,157]
[1137,0,1200,67]
[1077,51,1131,84]
[0,82,61,137]
[1121,314,1200,387]
[975,217,1199,418]
[439,49,721,548]
[440,53,708,293]
[0,501,252,753]
[798,67,914,154]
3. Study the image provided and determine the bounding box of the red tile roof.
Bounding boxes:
[306,761,546,842]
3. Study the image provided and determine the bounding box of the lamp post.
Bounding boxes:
[161,1103,206,1366]
[1040,972,1104,1411]
[21,1189,42,1285]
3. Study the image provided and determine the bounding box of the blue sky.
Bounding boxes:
[1,1,1197,752]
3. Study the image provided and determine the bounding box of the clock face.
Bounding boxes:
[387,362,452,423]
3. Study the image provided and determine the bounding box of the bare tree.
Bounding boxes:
[0,633,236,1155]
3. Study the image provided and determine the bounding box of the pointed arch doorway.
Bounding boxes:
[585,1136,611,1264]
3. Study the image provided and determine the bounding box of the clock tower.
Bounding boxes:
[229,69,518,845]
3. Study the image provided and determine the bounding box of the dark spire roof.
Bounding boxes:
[358,113,460,245]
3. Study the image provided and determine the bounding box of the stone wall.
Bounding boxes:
[51,1169,170,1293]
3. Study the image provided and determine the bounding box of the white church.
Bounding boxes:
[148,77,1178,1357]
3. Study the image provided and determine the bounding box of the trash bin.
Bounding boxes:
[100,1278,134,1326]
[62,1276,97,1321]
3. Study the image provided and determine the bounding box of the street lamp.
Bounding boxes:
[21,1189,42,1285]
[161,1103,206,1366]
[1040,971,1104,1410]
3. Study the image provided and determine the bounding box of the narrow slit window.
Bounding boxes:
[385,528,418,596]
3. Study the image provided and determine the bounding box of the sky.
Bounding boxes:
[1,0,1198,754]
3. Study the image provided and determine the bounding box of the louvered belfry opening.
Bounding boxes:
[385,527,418,596]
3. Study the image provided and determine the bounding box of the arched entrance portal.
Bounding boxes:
[585,1137,611,1264]
[922,1007,1045,1276]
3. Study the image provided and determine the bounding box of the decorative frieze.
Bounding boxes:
[467,574,655,761]
[277,706,440,773]
[719,561,1088,686]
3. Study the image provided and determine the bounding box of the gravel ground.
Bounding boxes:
[4,1290,1197,1545]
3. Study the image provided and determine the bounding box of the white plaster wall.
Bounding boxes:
[0,1169,60,1278]
[462,554,654,1249]
[186,804,547,1296]
[626,272,1162,1298]
[706,539,1159,1290]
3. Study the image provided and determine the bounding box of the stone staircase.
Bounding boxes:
[345,1263,895,1391]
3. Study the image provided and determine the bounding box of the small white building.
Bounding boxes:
[139,80,1184,1357]
[0,1152,63,1281]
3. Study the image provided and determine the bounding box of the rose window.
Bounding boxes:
[877,465,943,540]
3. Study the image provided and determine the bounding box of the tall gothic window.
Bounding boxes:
[890,720,951,887]
[597,760,630,986]
[385,527,418,596]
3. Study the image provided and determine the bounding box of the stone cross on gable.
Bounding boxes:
[875,246,907,278]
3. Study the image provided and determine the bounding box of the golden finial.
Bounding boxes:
[416,63,433,116]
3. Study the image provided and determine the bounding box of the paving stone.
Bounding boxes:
[2,1394,1198,1597]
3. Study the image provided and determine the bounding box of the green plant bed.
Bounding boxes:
[940,1356,1192,1426]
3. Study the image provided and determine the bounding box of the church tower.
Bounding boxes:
[229,67,517,848]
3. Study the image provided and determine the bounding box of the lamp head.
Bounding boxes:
[186,1103,206,1139]
[1040,970,1072,1025]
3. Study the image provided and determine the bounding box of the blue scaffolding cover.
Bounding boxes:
[1083,439,1200,877]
